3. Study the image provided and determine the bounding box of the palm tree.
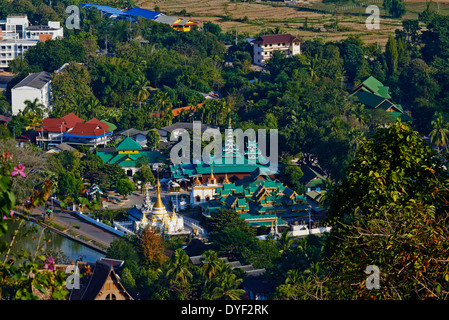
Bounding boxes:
[201,250,221,281]
[23,98,45,130]
[86,97,104,119]
[211,272,246,300]
[308,54,320,82]
[165,248,192,286]
[133,76,151,111]
[429,112,449,153]
[277,229,294,255]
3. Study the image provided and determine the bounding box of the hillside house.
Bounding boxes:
[251,33,301,66]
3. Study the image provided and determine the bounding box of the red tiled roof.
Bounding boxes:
[66,122,111,137]
[252,33,301,45]
[86,117,110,131]
[61,113,84,128]
[41,118,66,132]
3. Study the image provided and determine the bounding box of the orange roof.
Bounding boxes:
[39,34,53,42]
[151,103,204,117]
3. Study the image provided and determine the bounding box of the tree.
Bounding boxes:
[138,226,166,269]
[102,163,127,190]
[429,112,449,153]
[106,237,140,272]
[0,151,68,300]
[146,129,160,150]
[385,35,398,75]
[210,271,246,300]
[133,166,155,193]
[324,120,449,299]
[57,171,83,199]
[201,250,221,281]
[133,76,152,111]
[383,0,406,18]
[22,98,45,130]
[165,248,193,287]
[206,209,254,236]
[116,178,135,199]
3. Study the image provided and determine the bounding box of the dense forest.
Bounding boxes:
[2,0,449,300]
[2,0,449,183]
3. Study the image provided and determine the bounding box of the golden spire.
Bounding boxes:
[194,175,202,186]
[208,166,217,184]
[154,177,165,209]
[223,172,230,184]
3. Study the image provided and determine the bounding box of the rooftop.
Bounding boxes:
[12,71,51,90]
[252,33,301,45]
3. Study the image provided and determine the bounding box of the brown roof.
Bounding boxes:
[251,33,301,45]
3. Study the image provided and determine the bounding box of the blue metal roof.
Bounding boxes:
[124,7,164,20]
[80,4,126,16]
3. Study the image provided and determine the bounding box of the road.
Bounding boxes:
[31,206,119,248]
[29,187,192,248]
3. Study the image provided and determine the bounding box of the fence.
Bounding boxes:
[74,211,127,237]
[183,216,208,237]
[290,225,332,237]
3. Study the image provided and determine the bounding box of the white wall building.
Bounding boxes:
[0,16,63,69]
[251,33,301,66]
[11,71,51,115]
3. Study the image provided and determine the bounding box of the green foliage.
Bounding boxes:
[0,151,68,300]
[324,120,449,299]
[383,0,406,18]
[116,178,135,199]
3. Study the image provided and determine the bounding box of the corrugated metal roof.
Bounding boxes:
[80,4,126,16]
[125,7,164,20]
[13,71,51,89]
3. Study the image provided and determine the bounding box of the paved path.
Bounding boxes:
[29,185,192,248]
[31,206,119,248]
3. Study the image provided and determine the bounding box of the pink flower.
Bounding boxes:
[9,210,14,217]
[11,163,26,177]
[43,257,55,271]
[2,216,6,220]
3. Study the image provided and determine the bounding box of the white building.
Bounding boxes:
[251,33,301,66]
[135,180,185,235]
[190,169,224,206]
[0,15,63,69]
[11,71,51,115]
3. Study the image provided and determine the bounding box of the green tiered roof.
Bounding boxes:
[350,76,412,123]
[199,176,309,228]
[116,136,142,150]
[96,137,164,168]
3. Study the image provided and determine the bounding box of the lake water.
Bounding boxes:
[1,220,105,263]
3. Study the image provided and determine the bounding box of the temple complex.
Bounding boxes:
[199,174,311,229]
[132,179,185,235]
[170,124,276,188]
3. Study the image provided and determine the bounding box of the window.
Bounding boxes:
[205,195,210,201]
[195,195,201,203]
[105,294,116,300]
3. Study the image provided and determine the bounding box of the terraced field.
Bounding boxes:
[137,0,449,45]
